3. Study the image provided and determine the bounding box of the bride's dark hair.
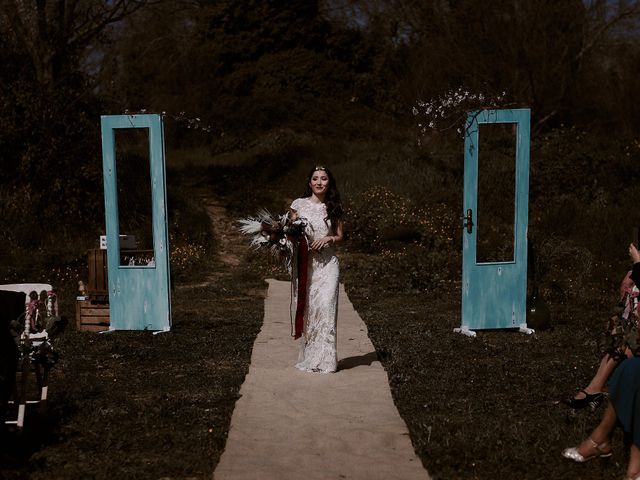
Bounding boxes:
[303,166,343,230]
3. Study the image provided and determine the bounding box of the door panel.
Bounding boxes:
[101,114,171,331]
[461,109,530,331]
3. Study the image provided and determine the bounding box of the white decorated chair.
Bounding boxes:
[0,283,57,429]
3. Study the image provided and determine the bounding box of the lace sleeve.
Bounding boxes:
[290,198,302,212]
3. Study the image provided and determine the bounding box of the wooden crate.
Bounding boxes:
[76,299,110,332]
[87,249,108,298]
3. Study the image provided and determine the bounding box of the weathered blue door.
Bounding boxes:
[459,109,530,334]
[100,114,171,331]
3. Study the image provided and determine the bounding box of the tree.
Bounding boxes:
[0,0,151,247]
[96,0,388,135]
[331,0,640,131]
[1,0,148,90]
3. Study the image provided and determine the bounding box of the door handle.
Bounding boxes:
[461,208,473,234]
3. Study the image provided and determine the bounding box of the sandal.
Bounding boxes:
[563,390,606,410]
[562,437,612,462]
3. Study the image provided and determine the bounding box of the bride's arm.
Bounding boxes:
[310,219,343,251]
[331,219,344,244]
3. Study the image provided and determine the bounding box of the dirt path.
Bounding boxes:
[197,189,428,478]
[202,196,243,269]
[176,193,245,289]
[213,279,430,480]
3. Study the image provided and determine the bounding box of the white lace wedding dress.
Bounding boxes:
[290,197,339,373]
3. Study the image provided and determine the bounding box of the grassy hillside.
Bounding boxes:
[3,111,640,479]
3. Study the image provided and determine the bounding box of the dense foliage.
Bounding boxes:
[1,2,639,255]
[0,1,638,240]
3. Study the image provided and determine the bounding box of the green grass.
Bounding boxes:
[1,242,266,480]
[3,120,640,479]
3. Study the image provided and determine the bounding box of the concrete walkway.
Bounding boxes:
[213,279,430,480]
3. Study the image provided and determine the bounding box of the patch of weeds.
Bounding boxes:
[346,185,458,252]
[1,260,265,480]
[343,251,628,480]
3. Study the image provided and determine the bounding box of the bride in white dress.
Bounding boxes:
[289,166,344,373]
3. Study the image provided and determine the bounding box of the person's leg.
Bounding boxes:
[575,402,617,454]
[626,444,640,479]
[574,354,619,399]
[563,403,617,461]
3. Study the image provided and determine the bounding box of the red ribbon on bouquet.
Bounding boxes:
[293,235,309,339]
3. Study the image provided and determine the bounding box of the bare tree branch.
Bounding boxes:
[577,2,640,61]
[0,0,151,87]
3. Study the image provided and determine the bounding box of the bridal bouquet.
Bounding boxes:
[238,209,309,269]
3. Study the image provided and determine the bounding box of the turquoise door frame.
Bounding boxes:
[100,114,171,331]
[458,109,531,336]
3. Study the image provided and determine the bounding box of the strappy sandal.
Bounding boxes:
[563,390,606,410]
[562,437,613,462]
